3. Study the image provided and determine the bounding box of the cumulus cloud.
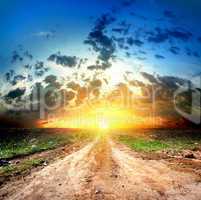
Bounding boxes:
[126,37,144,47]
[87,62,111,70]
[44,75,57,84]
[84,14,116,68]
[4,88,26,100]
[35,61,49,76]
[12,75,26,86]
[147,27,192,44]
[5,70,15,83]
[90,79,102,88]
[67,81,81,91]
[48,52,78,67]
[11,51,23,63]
[167,28,192,41]
[158,76,188,89]
[24,50,33,60]
[4,70,26,86]
[141,72,158,84]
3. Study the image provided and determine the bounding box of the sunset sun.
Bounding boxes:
[98,119,109,130]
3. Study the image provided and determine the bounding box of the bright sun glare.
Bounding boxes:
[98,119,109,130]
[42,103,164,129]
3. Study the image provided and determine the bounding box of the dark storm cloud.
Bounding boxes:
[84,14,116,68]
[169,46,180,55]
[155,54,165,59]
[35,61,49,76]
[48,53,78,67]
[4,88,26,100]
[163,10,176,19]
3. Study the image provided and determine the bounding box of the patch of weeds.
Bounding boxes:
[118,134,201,152]
[0,133,74,159]
[119,136,169,152]
[0,158,46,176]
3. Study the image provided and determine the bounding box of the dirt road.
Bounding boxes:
[3,137,201,200]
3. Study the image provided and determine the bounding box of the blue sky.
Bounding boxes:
[0,0,201,82]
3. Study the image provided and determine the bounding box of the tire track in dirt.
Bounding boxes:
[8,140,98,200]
[6,137,201,200]
[110,141,201,200]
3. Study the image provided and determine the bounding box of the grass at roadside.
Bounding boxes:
[118,133,201,152]
[0,128,93,181]
[0,158,46,177]
[0,129,92,160]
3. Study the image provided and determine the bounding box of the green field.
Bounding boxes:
[0,129,91,160]
[117,129,201,152]
[0,128,92,179]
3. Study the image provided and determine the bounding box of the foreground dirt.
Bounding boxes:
[1,137,201,200]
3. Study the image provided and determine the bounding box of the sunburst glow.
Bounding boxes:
[41,102,166,130]
[98,118,109,130]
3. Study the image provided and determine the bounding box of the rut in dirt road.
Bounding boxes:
[6,137,201,200]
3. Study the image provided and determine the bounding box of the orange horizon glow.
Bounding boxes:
[40,103,169,130]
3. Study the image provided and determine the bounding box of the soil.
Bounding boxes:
[1,137,201,200]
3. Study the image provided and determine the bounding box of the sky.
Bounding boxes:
[0,0,201,116]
